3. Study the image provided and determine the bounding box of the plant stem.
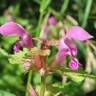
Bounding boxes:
[49,8,61,19]
[60,0,69,14]
[25,70,32,96]
[38,13,44,30]
[36,11,44,37]
[40,76,46,96]
[82,0,93,28]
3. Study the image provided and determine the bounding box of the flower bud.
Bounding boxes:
[68,58,79,70]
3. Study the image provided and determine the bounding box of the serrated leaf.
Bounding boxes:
[8,47,50,64]
[57,67,96,80]
[40,49,50,56]
[8,48,29,64]
[30,47,39,55]
[30,47,50,56]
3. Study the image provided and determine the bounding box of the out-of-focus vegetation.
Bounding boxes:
[0,0,96,96]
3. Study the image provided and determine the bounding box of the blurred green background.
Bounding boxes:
[0,0,96,96]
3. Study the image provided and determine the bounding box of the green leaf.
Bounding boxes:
[66,72,84,83]
[8,48,29,64]
[0,90,16,96]
[2,36,19,49]
[16,18,29,26]
[0,48,9,57]
[94,21,96,28]
[81,0,93,28]
[0,74,22,89]
[0,16,7,24]
[48,82,83,96]
[57,67,96,79]
[30,47,50,56]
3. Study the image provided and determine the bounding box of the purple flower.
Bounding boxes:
[64,38,77,56]
[48,16,57,25]
[0,21,33,52]
[68,58,79,70]
[56,49,68,64]
[65,26,93,41]
[56,26,93,70]
[56,38,77,64]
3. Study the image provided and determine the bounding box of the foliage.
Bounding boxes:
[0,0,96,96]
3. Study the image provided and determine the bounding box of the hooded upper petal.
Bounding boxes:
[0,21,25,36]
[65,26,93,41]
[0,22,33,50]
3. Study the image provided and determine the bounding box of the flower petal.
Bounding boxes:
[56,38,77,64]
[58,38,77,56]
[13,40,23,52]
[64,38,77,56]
[66,26,93,41]
[0,21,25,36]
[22,33,33,49]
[58,38,69,51]
[56,50,67,64]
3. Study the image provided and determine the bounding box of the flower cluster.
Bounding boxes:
[0,17,93,96]
[0,19,93,71]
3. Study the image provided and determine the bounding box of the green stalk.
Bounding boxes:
[36,12,44,37]
[82,0,93,28]
[36,0,45,37]
[49,8,61,19]
[40,76,46,96]
[25,70,32,96]
[60,0,69,14]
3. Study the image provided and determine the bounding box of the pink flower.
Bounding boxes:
[48,16,57,25]
[0,21,33,52]
[68,58,79,70]
[56,38,77,64]
[56,26,93,70]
